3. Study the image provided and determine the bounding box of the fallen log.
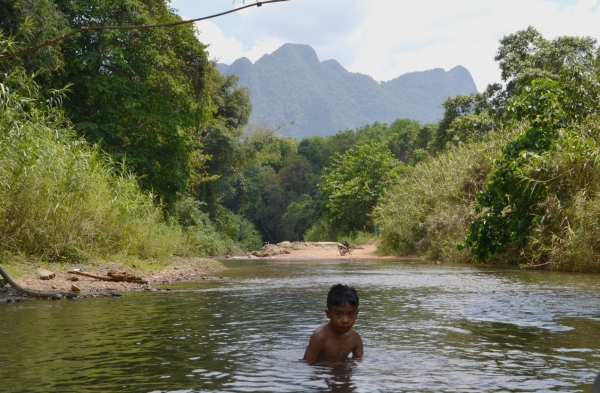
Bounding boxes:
[0,265,77,298]
[68,270,148,284]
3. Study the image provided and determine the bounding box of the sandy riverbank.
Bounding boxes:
[1,242,397,301]
[264,241,395,260]
[0,256,227,301]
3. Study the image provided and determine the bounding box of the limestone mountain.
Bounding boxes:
[217,43,477,138]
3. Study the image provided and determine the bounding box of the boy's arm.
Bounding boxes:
[303,329,326,361]
[352,333,364,358]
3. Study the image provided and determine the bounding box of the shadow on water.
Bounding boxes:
[1,259,600,392]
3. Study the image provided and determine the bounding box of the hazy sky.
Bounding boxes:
[171,0,600,92]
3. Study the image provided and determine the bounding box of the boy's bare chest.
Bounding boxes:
[319,333,356,359]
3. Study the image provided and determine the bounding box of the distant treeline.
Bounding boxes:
[2,0,600,272]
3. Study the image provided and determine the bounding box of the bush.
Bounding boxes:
[0,67,211,264]
[373,132,511,261]
[303,218,375,247]
[212,206,263,252]
[521,122,600,272]
[303,218,339,242]
[172,197,228,257]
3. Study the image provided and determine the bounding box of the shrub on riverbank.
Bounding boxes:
[0,67,225,267]
[375,119,600,272]
[520,122,600,272]
[303,218,375,246]
[373,132,510,262]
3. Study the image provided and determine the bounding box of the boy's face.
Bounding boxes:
[325,303,359,334]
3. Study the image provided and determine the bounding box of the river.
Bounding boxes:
[1,259,600,392]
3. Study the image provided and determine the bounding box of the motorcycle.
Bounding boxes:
[337,243,352,256]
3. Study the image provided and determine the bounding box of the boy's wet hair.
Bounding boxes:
[327,284,359,309]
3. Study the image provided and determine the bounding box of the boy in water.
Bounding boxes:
[303,284,363,361]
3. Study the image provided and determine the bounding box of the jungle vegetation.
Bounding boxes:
[375,27,600,272]
[1,0,599,273]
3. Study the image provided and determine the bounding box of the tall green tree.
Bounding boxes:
[463,29,600,261]
[433,26,598,152]
[298,136,328,172]
[320,141,405,232]
[52,0,213,206]
[0,0,68,76]
[432,86,501,151]
[194,71,252,216]
[495,26,598,99]
[235,132,301,243]
[356,119,435,163]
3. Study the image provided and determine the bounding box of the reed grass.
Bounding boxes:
[522,119,600,272]
[374,113,600,272]
[0,67,225,272]
[373,132,513,262]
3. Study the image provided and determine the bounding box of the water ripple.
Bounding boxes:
[1,260,600,392]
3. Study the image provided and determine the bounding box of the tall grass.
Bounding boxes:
[523,121,600,272]
[374,114,600,272]
[373,132,513,262]
[0,67,225,267]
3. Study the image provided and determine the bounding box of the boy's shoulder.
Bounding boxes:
[311,323,330,337]
[347,327,362,341]
[313,323,361,339]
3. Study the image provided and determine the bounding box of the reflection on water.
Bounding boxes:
[1,260,600,392]
[307,359,359,392]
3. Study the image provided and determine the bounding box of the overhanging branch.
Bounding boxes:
[0,0,289,62]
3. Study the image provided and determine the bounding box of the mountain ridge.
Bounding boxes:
[217,43,477,138]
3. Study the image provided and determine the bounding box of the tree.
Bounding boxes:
[320,129,357,165]
[432,84,503,151]
[283,195,318,241]
[433,27,598,152]
[355,119,435,163]
[0,0,68,76]
[464,42,600,261]
[298,136,328,172]
[495,26,598,99]
[194,70,252,217]
[52,0,213,206]
[320,141,405,232]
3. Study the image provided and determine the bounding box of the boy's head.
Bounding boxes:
[327,284,359,309]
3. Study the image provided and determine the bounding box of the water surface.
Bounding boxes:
[2,259,600,392]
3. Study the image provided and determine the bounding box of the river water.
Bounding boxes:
[1,259,600,392]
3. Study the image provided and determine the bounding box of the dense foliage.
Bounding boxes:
[3,6,600,274]
[377,27,600,272]
[463,29,600,266]
[320,141,404,233]
[51,0,213,206]
[374,132,511,261]
[0,64,225,263]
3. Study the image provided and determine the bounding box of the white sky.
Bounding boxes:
[170,0,600,92]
